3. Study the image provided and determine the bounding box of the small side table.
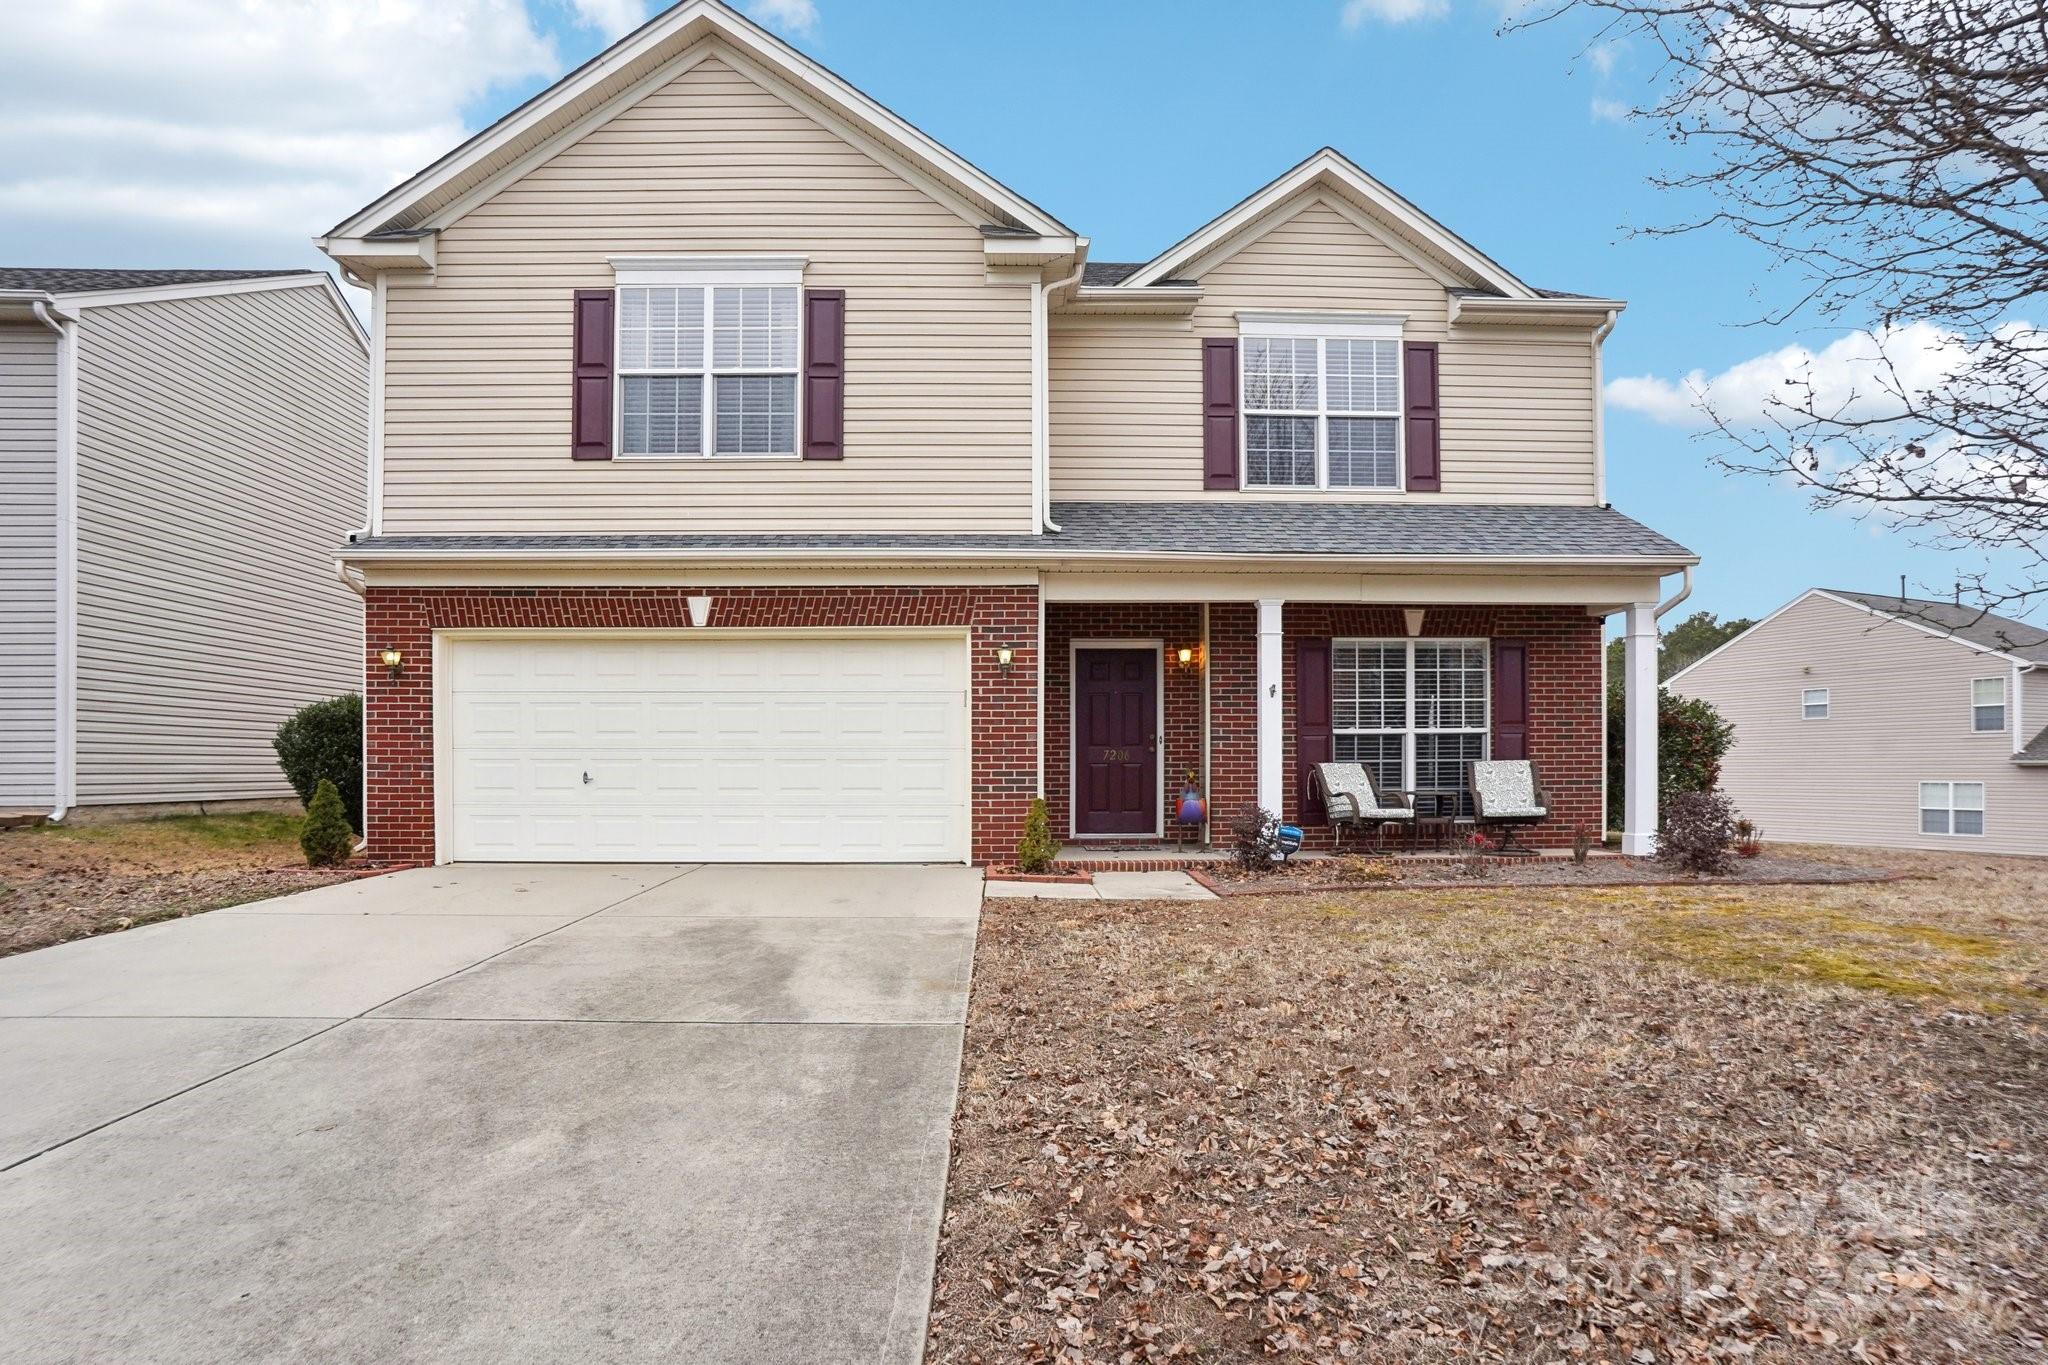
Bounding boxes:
[1414,813,1452,851]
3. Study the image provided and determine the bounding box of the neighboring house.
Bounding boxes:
[0,269,369,820]
[1669,588,2047,856]
[317,0,1694,867]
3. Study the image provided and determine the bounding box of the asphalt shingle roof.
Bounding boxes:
[0,268,310,294]
[2016,726,2048,766]
[1082,262,1146,286]
[345,501,1693,561]
[1826,589,2048,663]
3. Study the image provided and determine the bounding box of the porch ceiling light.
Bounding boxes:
[380,647,405,678]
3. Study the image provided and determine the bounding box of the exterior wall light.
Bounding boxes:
[1176,645,1196,668]
[380,647,405,678]
[995,645,1015,671]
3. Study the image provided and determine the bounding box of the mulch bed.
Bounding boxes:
[1196,850,1896,896]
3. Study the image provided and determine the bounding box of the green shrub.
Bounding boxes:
[274,694,362,833]
[1606,687,1737,830]
[299,779,355,867]
[1015,797,1059,873]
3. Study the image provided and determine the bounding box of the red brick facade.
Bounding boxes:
[360,585,1038,865]
[360,586,1601,865]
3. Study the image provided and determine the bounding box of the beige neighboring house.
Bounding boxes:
[1669,588,2048,856]
[318,0,1698,868]
[0,269,369,821]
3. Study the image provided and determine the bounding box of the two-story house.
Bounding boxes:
[318,0,1694,867]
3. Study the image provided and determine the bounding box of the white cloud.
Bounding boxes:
[1590,96,1631,123]
[564,0,650,40]
[1341,0,1450,29]
[1586,40,1621,76]
[1605,323,1974,427]
[0,1,561,252]
[745,0,820,37]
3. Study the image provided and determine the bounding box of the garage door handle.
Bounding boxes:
[583,772,592,785]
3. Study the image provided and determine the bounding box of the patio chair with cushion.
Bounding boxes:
[1314,762,1416,852]
[1466,759,1550,855]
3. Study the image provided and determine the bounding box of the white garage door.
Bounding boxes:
[444,634,969,862]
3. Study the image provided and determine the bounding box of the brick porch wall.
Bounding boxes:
[360,585,1039,866]
[1043,603,1206,843]
[1281,604,1604,849]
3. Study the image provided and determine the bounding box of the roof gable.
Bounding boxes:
[1114,148,1535,297]
[321,0,1070,245]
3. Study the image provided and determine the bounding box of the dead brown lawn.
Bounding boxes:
[0,813,357,957]
[930,846,2048,1364]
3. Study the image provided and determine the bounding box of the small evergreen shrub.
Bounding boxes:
[299,779,355,867]
[1015,797,1059,874]
[1230,803,1280,872]
[275,693,362,833]
[1659,789,1740,875]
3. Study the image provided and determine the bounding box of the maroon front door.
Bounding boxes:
[1074,648,1158,835]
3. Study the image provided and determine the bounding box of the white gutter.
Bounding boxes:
[1654,565,1693,619]
[337,545,1700,571]
[30,298,78,821]
[1032,247,1089,534]
[2015,659,2033,757]
[1592,308,1618,506]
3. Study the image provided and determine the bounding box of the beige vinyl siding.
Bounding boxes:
[72,286,368,806]
[1671,592,2048,857]
[1049,195,1598,503]
[381,53,1034,535]
[0,324,58,807]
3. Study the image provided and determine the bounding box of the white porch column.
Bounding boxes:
[1256,598,1284,815]
[1621,600,1659,855]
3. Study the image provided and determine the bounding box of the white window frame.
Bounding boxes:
[1331,637,1490,807]
[1918,781,1986,837]
[1970,676,2007,733]
[1801,687,1830,720]
[1237,312,1404,492]
[609,256,804,461]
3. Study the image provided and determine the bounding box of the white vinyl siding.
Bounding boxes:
[1918,781,1985,836]
[71,286,368,806]
[379,55,1034,534]
[1331,639,1489,815]
[0,324,58,807]
[1802,687,1830,719]
[1971,677,2006,732]
[1048,195,1601,503]
[1669,591,2048,856]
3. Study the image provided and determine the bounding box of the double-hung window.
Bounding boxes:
[1240,314,1402,490]
[1332,639,1489,814]
[1801,687,1830,720]
[1919,782,1985,835]
[613,258,801,459]
[1971,677,2006,732]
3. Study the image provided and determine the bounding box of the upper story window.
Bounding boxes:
[1240,314,1402,491]
[1971,677,2007,732]
[1801,687,1830,719]
[612,258,802,459]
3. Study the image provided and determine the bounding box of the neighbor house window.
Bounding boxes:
[1241,315,1401,490]
[1332,639,1488,814]
[613,259,801,458]
[1972,677,2007,732]
[1919,781,1985,835]
[1802,687,1830,719]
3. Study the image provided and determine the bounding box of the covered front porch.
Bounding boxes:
[1036,570,1676,857]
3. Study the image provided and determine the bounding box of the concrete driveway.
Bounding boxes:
[0,862,982,1364]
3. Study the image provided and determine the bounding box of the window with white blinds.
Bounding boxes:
[1241,319,1403,490]
[1331,639,1489,814]
[617,283,799,457]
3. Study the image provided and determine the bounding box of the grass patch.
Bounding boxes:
[46,811,305,854]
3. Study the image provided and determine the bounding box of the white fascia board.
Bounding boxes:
[340,545,1700,572]
[983,236,1083,268]
[1119,149,1535,297]
[316,235,437,274]
[324,0,1070,243]
[1450,295,1628,327]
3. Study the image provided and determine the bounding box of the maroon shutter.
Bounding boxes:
[1296,635,1333,823]
[1201,337,1239,490]
[1404,340,1440,491]
[571,289,614,461]
[802,288,845,461]
[1492,638,1529,761]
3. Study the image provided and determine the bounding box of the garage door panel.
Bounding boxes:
[445,635,968,862]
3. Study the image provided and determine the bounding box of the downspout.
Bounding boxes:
[2014,659,2032,757]
[1654,565,1693,620]
[32,299,77,822]
[1592,307,1618,507]
[1034,247,1088,534]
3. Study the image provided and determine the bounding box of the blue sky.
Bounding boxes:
[2,0,2027,626]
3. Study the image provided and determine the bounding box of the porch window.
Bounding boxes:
[1971,677,2006,732]
[1919,781,1984,835]
[1240,316,1402,490]
[1331,639,1489,815]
